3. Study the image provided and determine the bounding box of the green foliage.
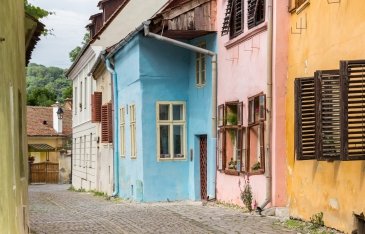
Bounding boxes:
[310,212,325,227]
[69,33,90,62]
[26,63,71,106]
[278,217,337,234]
[240,177,253,212]
[24,0,53,35]
[69,46,81,63]
[226,112,237,125]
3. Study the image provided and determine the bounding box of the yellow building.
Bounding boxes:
[0,0,43,233]
[287,1,365,233]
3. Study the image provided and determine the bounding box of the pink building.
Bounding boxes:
[216,0,289,211]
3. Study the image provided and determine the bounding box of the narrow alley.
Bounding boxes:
[29,185,293,234]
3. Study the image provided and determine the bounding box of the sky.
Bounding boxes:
[29,0,100,68]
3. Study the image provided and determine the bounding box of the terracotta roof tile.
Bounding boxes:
[27,106,72,137]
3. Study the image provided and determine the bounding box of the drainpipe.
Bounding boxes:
[105,58,120,197]
[143,21,218,197]
[258,0,273,211]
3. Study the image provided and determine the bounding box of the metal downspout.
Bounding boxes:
[105,58,120,197]
[258,0,273,211]
[143,22,218,198]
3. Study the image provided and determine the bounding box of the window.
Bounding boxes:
[247,0,265,29]
[218,98,265,174]
[80,81,83,111]
[196,43,206,87]
[221,0,244,38]
[248,93,266,126]
[120,107,126,157]
[130,104,136,158]
[84,78,87,109]
[74,87,78,115]
[295,60,365,161]
[101,102,113,143]
[91,92,102,122]
[156,102,186,160]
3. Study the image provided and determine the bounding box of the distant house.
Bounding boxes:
[99,0,217,202]
[67,0,169,195]
[0,1,44,232]
[27,103,72,184]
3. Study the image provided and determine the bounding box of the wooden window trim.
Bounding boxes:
[288,0,310,14]
[130,104,137,159]
[247,122,265,174]
[120,107,126,157]
[248,93,266,127]
[218,104,225,127]
[196,42,207,87]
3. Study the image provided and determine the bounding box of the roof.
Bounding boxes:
[25,13,45,66]
[27,106,72,137]
[28,144,55,152]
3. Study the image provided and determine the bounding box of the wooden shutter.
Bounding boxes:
[236,128,243,172]
[91,92,102,122]
[221,0,234,36]
[101,102,113,143]
[248,0,265,29]
[340,60,365,160]
[229,0,244,38]
[295,77,316,160]
[315,70,341,161]
[259,121,265,170]
[217,129,226,171]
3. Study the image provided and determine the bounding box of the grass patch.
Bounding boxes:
[276,218,342,234]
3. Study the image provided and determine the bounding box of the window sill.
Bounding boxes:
[224,169,240,176]
[218,169,265,176]
[225,22,268,49]
[296,0,310,14]
[158,157,187,162]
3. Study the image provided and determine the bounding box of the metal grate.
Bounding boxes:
[341,60,365,160]
[315,70,341,160]
[295,77,316,160]
[200,136,207,200]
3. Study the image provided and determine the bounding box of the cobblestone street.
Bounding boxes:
[29,185,294,234]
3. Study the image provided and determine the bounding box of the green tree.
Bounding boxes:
[27,87,57,107]
[24,0,53,35]
[69,33,90,62]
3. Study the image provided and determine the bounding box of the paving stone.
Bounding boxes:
[29,185,295,234]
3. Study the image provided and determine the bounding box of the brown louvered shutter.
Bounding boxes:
[101,103,113,143]
[315,70,341,161]
[340,60,365,160]
[248,0,265,30]
[218,104,225,127]
[295,77,316,160]
[230,0,244,38]
[221,0,234,36]
[92,92,102,122]
[107,102,113,143]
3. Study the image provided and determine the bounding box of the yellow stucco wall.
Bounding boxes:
[0,0,29,233]
[28,137,63,163]
[286,1,365,233]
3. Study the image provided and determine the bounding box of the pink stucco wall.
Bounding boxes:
[216,0,289,208]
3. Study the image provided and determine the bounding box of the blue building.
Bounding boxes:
[104,0,217,202]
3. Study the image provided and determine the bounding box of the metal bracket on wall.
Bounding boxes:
[327,0,340,4]
[244,37,260,52]
[291,14,307,35]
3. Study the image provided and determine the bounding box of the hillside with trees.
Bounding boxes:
[26,63,72,106]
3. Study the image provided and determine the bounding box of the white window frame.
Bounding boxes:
[130,104,137,158]
[196,42,206,87]
[120,107,126,157]
[156,101,187,161]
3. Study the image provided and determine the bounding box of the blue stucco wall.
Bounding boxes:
[114,35,144,201]
[114,32,217,202]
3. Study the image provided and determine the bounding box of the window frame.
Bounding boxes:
[196,42,207,87]
[248,93,266,126]
[247,0,266,29]
[130,104,137,159]
[156,101,187,161]
[120,106,126,158]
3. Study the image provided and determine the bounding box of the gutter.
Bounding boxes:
[104,57,120,197]
[258,0,273,211]
[143,21,218,198]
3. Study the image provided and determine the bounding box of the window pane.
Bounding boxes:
[248,100,254,124]
[254,96,260,123]
[259,95,266,120]
[226,129,237,169]
[173,125,184,158]
[173,104,183,121]
[159,104,169,120]
[160,125,170,158]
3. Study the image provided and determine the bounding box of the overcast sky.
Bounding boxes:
[29,0,100,68]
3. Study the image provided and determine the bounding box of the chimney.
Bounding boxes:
[52,102,63,134]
